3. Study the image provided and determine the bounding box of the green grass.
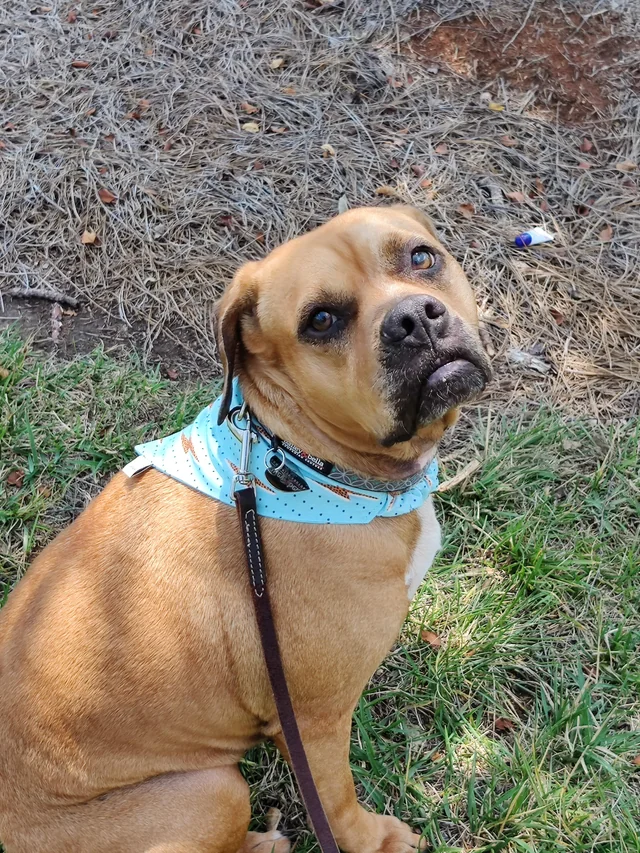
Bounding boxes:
[1,329,639,853]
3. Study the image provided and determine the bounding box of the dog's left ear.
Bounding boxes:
[213,263,258,425]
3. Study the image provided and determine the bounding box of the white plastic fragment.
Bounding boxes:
[514,227,555,248]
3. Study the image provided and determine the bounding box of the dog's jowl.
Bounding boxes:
[0,206,490,853]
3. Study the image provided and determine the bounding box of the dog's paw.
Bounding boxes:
[240,810,291,853]
[367,814,426,853]
[240,829,290,853]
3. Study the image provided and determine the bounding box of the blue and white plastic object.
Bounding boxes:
[514,227,555,248]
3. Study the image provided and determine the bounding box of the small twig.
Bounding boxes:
[6,288,80,309]
[265,808,282,832]
[438,459,481,493]
[501,0,536,53]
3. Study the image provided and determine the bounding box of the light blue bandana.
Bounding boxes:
[123,380,438,525]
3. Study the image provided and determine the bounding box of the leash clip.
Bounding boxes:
[231,403,256,494]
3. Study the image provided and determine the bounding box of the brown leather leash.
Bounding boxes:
[232,409,340,853]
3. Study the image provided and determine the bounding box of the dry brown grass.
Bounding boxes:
[0,0,638,418]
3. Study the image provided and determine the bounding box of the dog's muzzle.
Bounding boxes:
[380,294,492,444]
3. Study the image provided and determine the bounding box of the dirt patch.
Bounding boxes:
[410,6,637,123]
[0,295,211,380]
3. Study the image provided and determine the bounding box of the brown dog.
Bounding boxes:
[0,206,491,853]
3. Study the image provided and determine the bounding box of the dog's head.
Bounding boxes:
[215,206,491,468]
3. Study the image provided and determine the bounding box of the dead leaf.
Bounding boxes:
[599,223,614,242]
[562,438,580,451]
[470,240,481,249]
[506,190,526,203]
[104,133,115,143]
[457,203,475,220]
[420,630,442,649]
[507,348,551,374]
[0,366,9,380]
[576,195,596,216]
[281,86,296,95]
[410,164,425,177]
[98,187,117,204]
[270,57,285,69]
[144,46,154,57]
[488,101,505,111]
[578,161,592,170]
[242,121,260,133]
[240,102,258,114]
[434,142,448,155]
[337,194,349,214]
[252,160,264,170]
[539,199,549,212]
[98,166,108,174]
[269,125,287,134]
[389,157,400,169]
[163,140,173,152]
[534,178,545,195]
[321,143,336,158]
[255,232,265,244]
[85,107,96,116]
[632,755,640,767]
[125,111,141,120]
[431,751,443,761]
[374,186,399,198]
[68,9,77,22]
[71,59,90,68]
[218,215,234,227]
[622,178,636,189]
[387,76,403,89]
[550,308,565,325]
[165,367,179,381]
[6,469,25,487]
[420,178,433,189]
[138,98,150,110]
[495,717,515,733]
[580,138,594,153]
[616,160,637,173]
[81,229,97,244]
[500,134,518,147]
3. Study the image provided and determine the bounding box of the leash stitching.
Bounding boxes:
[244,507,265,596]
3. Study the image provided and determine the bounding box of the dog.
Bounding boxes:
[0,205,491,853]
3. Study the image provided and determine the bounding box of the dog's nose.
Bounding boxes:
[380,295,449,347]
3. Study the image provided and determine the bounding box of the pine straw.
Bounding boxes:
[0,0,638,419]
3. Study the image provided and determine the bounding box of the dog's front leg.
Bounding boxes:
[274,714,424,853]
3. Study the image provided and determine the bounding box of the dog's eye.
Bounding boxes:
[411,247,436,270]
[308,310,337,334]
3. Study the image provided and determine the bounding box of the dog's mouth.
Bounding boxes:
[381,343,491,446]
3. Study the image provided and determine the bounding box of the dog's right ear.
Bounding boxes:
[213,263,258,425]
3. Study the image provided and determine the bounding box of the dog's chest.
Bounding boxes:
[404,497,441,600]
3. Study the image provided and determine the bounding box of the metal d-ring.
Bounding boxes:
[264,446,286,474]
[227,404,252,443]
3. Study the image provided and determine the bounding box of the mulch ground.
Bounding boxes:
[0,0,638,418]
